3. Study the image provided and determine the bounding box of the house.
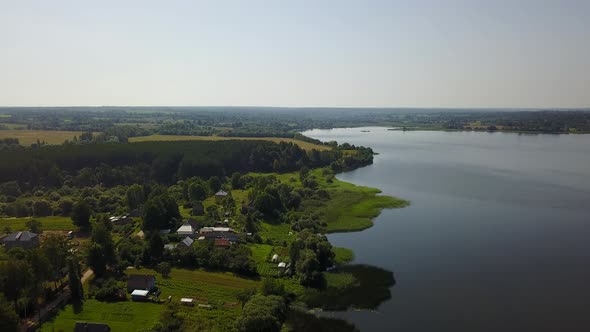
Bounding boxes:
[74,322,111,332]
[215,190,228,202]
[1,231,39,250]
[127,274,156,293]
[180,298,194,306]
[131,289,149,301]
[214,238,231,249]
[109,214,132,225]
[177,236,194,248]
[199,226,234,234]
[199,227,239,242]
[177,220,198,237]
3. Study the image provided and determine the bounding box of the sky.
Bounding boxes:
[1,0,589,108]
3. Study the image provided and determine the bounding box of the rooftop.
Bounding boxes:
[2,231,38,242]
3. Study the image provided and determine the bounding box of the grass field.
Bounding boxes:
[0,216,76,231]
[333,247,354,265]
[41,268,261,332]
[129,134,330,151]
[40,300,162,332]
[0,129,85,145]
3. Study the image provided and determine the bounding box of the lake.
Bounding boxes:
[304,127,590,332]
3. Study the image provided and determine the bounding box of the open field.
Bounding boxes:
[41,268,261,332]
[129,134,331,151]
[40,300,162,332]
[0,216,76,231]
[0,129,85,145]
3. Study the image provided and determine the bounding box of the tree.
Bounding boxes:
[46,164,64,188]
[231,172,242,189]
[91,223,115,265]
[67,257,83,303]
[153,302,184,332]
[0,295,18,332]
[0,259,33,308]
[58,198,74,216]
[42,234,70,284]
[126,184,145,210]
[142,194,180,231]
[261,278,285,297]
[32,200,52,217]
[208,176,222,193]
[188,182,207,201]
[148,233,164,261]
[26,219,43,234]
[71,200,91,230]
[235,294,287,332]
[236,288,257,309]
[156,262,171,278]
[87,243,107,277]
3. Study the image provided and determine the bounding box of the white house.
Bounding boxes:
[176,221,198,236]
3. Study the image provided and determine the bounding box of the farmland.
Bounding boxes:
[0,129,85,145]
[129,134,331,151]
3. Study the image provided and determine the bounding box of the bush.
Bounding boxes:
[94,278,125,302]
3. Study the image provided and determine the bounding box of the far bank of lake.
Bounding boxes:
[304,127,590,332]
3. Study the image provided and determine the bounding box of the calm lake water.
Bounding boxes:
[304,127,590,332]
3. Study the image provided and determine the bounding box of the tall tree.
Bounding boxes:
[0,296,19,332]
[148,233,164,261]
[71,200,91,230]
[67,257,84,303]
[42,234,70,286]
[126,184,145,210]
[188,182,207,201]
[87,243,107,277]
[0,259,33,308]
[91,222,116,265]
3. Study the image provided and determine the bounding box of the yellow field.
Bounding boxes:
[0,130,84,145]
[129,134,331,151]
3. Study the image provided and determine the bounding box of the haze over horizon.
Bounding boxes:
[1,0,589,108]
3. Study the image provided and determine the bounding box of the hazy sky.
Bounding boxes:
[1,0,589,108]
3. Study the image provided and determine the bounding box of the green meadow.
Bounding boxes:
[0,216,76,231]
[41,268,261,332]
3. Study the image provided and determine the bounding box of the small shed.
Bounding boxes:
[131,289,149,301]
[278,262,286,268]
[180,298,194,306]
[271,254,279,263]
